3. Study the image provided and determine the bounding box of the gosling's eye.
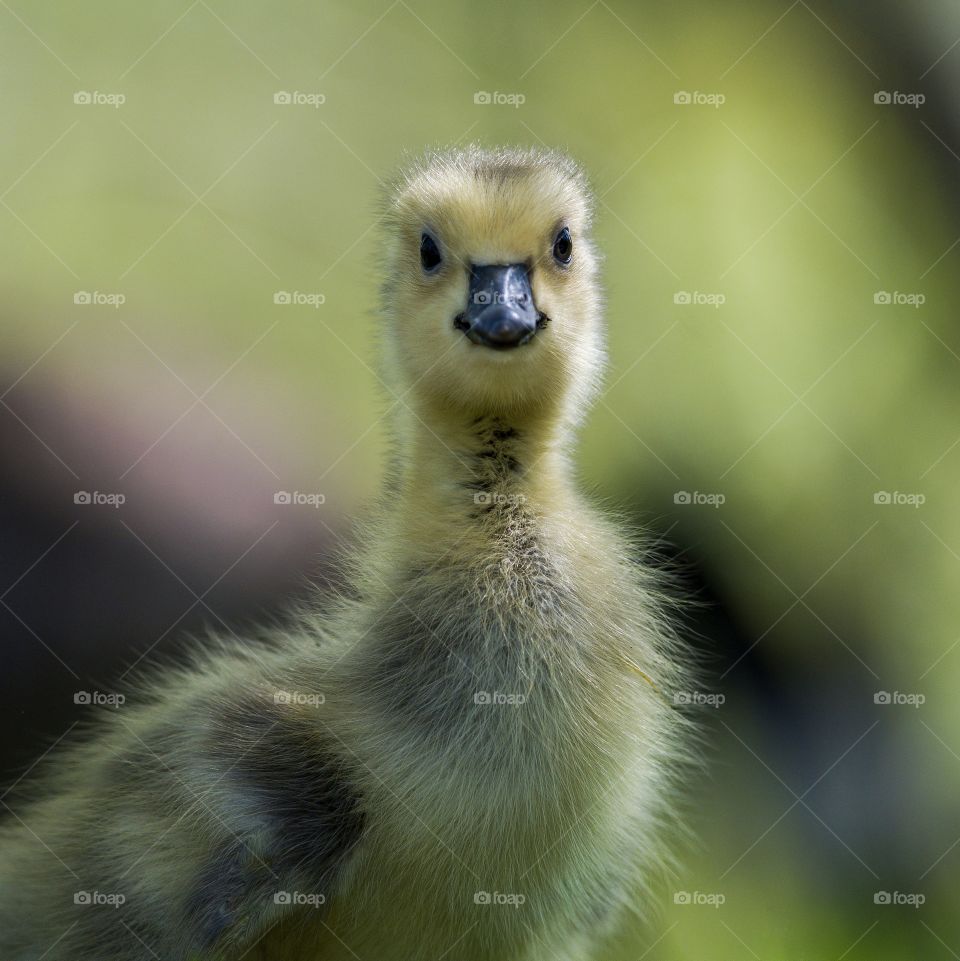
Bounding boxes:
[420,233,442,273]
[552,227,572,265]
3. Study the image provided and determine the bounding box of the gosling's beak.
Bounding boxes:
[457,264,539,349]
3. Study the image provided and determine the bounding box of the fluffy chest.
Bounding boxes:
[305,524,677,959]
[325,600,657,961]
[344,547,659,864]
[359,545,623,756]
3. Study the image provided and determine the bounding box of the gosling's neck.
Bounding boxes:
[387,403,579,557]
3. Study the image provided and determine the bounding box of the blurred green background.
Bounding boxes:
[2,0,959,957]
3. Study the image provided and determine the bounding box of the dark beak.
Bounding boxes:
[457,264,539,349]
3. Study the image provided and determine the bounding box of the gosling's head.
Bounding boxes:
[380,145,605,427]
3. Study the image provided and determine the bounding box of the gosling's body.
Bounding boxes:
[0,146,693,961]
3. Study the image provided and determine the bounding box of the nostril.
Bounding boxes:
[453,313,469,331]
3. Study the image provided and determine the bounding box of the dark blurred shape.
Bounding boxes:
[0,369,341,780]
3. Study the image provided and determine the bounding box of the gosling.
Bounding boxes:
[0,145,694,961]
